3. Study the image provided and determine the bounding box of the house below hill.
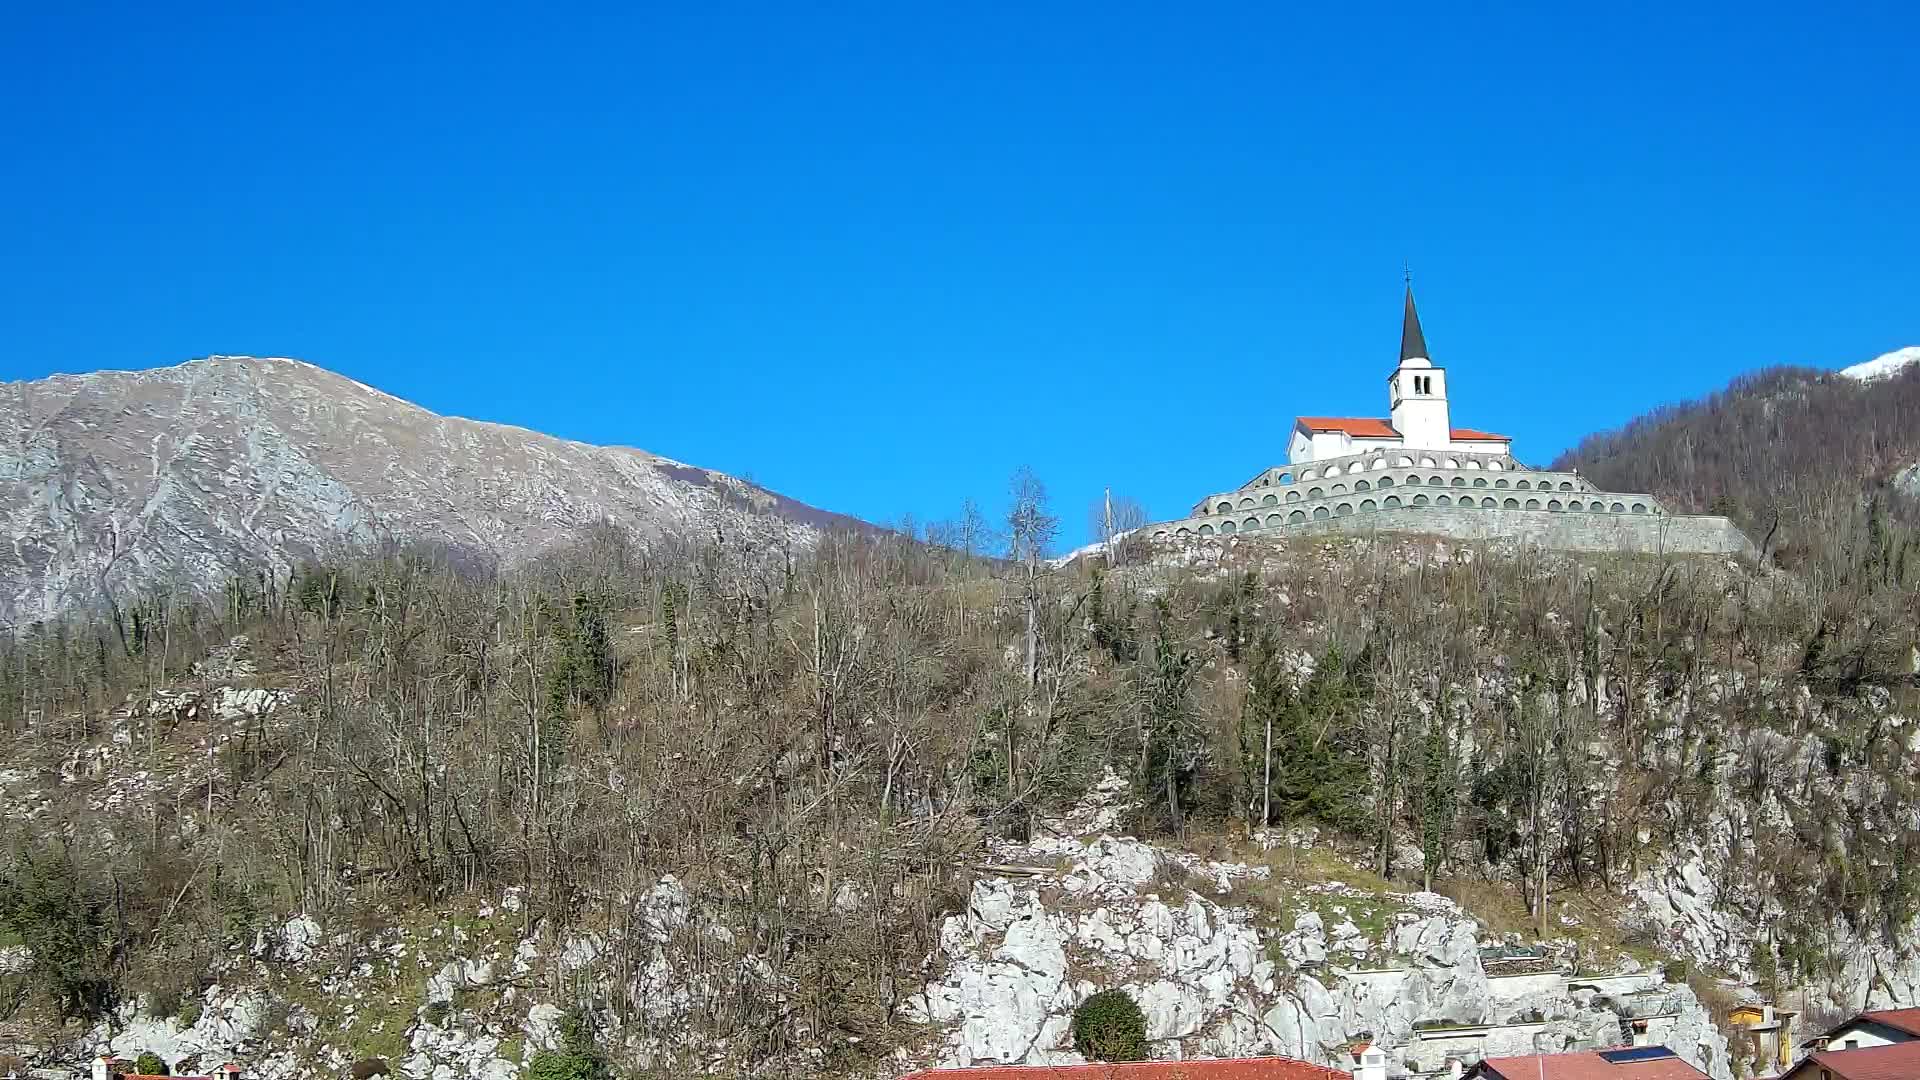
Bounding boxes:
[1467,1047,1711,1080]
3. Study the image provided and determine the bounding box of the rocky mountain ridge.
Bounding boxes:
[0,356,868,626]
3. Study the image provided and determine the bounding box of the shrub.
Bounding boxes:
[1072,989,1149,1062]
[135,1052,169,1076]
[527,1008,609,1080]
[349,1060,391,1080]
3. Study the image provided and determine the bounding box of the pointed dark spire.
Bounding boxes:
[1399,284,1430,363]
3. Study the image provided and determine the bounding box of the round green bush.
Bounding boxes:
[1071,989,1148,1062]
[134,1052,169,1076]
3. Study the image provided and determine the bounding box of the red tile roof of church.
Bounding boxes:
[1449,427,1510,441]
[900,1056,1349,1080]
[1297,417,1400,437]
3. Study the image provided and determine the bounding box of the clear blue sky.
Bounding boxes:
[5,4,1916,548]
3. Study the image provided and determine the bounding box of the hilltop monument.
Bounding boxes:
[1145,286,1753,556]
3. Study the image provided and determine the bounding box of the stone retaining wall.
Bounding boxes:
[1151,507,1754,557]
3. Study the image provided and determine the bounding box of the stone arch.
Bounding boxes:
[1466,459,1482,470]
[1395,455,1413,467]
[1154,530,1168,540]
[1559,481,1574,491]
[1430,475,1448,486]
[1371,458,1389,470]
[1378,476,1395,488]
[1611,501,1626,513]
[1495,478,1509,488]
[1263,493,1279,506]
[1384,495,1402,508]
[1355,479,1372,492]
[1360,499,1377,511]
[1451,476,1467,487]
[1419,456,1437,467]
[1199,524,1215,536]
[1244,517,1261,531]
[1516,479,1531,490]
[1277,472,1292,484]
[1503,497,1520,508]
[1436,495,1453,507]
[1221,520,1237,533]
[1266,513,1284,528]
[1472,477,1488,488]
[1488,460,1505,471]
[1312,506,1331,520]
[1444,457,1460,468]
[1239,497,1255,509]
[1526,498,1541,510]
[1216,501,1232,513]
[1568,500,1584,512]
[1548,499,1563,511]
[1632,502,1648,513]
[1481,497,1497,508]
[1177,528,1192,538]
[1288,509,1307,524]
[1412,494,1430,506]
[1309,487,1325,499]
[1332,482,1348,495]
[1335,502,1354,516]
[1286,490,1302,503]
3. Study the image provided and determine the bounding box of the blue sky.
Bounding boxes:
[4,4,1916,548]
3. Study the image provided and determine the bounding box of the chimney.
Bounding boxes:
[1352,1044,1388,1080]
[93,1057,118,1080]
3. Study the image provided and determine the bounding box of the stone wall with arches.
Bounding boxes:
[1195,449,1594,519]
[1145,504,1752,556]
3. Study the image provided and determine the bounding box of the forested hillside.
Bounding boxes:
[2,465,1917,1076]
[1556,360,1920,577]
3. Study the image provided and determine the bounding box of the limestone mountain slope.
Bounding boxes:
[0,356,869,625]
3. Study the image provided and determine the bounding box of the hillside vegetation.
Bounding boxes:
[2,451,1917,1075]
[8,350,1920,1073]
[1557,363,1920,582]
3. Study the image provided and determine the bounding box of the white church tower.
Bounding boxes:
[1387,285,1451,450]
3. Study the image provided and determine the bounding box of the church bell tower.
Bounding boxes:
[1387,284,1451,449]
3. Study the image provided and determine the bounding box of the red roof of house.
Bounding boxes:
[1297,417,1400,438]
[1450,427,1510,442]
[901,1056,1348,1080]
[1792,1041,1920,1080]
[1475,1051,1709,1080]
[1855,1009,1920,1038]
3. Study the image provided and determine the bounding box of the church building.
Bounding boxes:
[1289,290,1512,463]
[1141,286,1753,557]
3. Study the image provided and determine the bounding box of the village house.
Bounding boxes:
[1466,1048,1711,1080]
[1777,1039,1920,1080]
[1814,1010,1920,1052]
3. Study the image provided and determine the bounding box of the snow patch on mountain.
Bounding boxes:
[1839,346,1920,382]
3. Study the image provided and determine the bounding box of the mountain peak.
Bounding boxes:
[0,358,870,625]
[1839,346,1920,382]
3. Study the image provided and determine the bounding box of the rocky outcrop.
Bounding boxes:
[907,776,1731,1079]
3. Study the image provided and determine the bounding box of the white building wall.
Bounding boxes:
[1824,1022,1909,1050]
[1390,363,1452,449]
